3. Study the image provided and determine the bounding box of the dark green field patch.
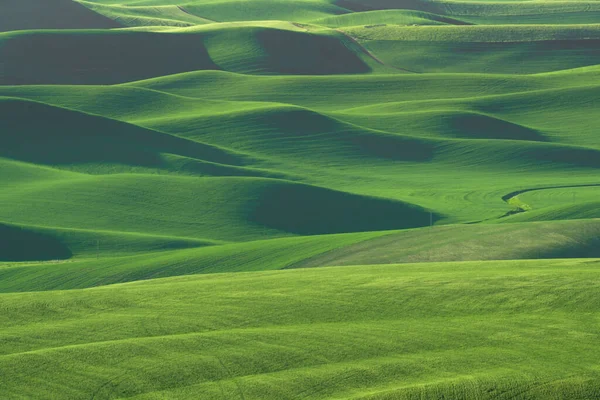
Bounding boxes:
[0,27,371,85]
[0,0,122,32]
[0,223,72,262]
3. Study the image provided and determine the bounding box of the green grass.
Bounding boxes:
[4,219,600,292]
[2,259,600,398]
[2,1,600,398]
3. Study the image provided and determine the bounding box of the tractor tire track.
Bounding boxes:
[89,372,129,400]
[215,356,246,400]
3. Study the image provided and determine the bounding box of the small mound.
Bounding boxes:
[252,181,437,235]
[0,223,72,262]
[0,0,122,32]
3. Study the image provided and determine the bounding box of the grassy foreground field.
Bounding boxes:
[3,260,600,399]
[1,0,599,398]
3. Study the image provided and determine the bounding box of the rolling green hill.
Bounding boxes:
[1,0,599,398]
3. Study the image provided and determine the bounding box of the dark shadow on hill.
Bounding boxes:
[0,98,246,168]
[0,224,72,262]
[540,236,600,259]
[0,28,371,84]
[252,182,438,235]
[0,0,122,32]
[448,113,547,142]
[256,29,371,75]
[525,145,600,169]
[0,31,219,85]
[349,134,435,161]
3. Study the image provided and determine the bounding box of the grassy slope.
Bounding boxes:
[291,219,600,268]
[3,219,600,293]
[2,259,600,399]
[0,231,384,292]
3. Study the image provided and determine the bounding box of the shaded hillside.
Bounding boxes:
[0,27,370,85]
[0,0,122,32]
[0,223,72,261]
